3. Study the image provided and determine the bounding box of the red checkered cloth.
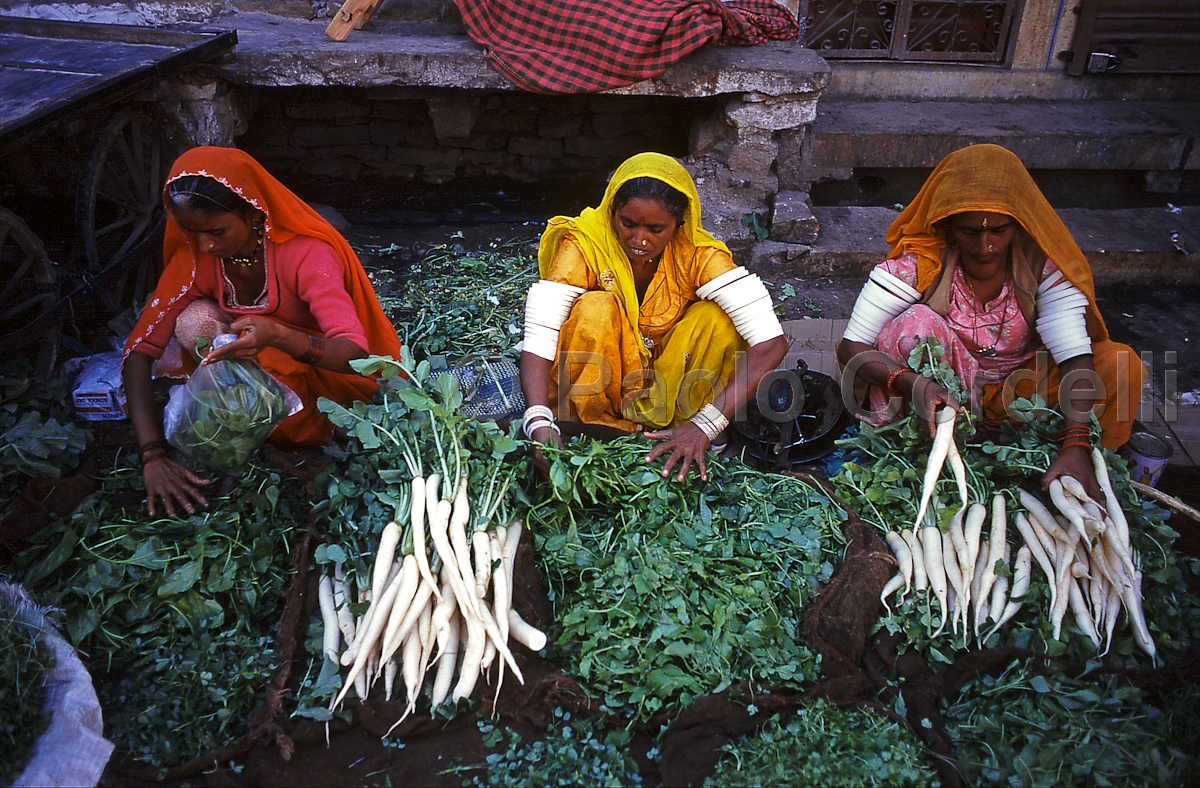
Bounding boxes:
[455,0,800,94]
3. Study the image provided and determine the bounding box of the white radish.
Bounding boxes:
[884,531,913,601]
[969,535,989,637]
[1101,582,1121,656]
[1049,478,1089,542]
[372,521,402,603]
[508,608,548,652]
[902,528,927,592]
[975,494,1007,634]
[331,564,409,710]
[1091,448,1131,552]
[379,568,436,670]
[375,554,422,675]
[318,574,340,663]
[430,613,461,707]
[1060,475,1104,514]
[354,665,367,701]
[945,437,970,509]
[880,572,907,615]
[1068,577,1102,650]
[921,525,949,637]
[332,564,356,646]
[449,476,477,602]
[983,545,1011,641]
[987,545,1031,637]
[1050,529,1081,640]
[431,575,459,659]
[402,624,423,713]
[451,617,487,702]
[962,503,987,583]
[914,408,957,529]
[340,560,399,667]
[473,529,493,601]
[384,658,397,701]
[428,494,479,619]
[942,528,966,636]
[1013,512,1058,615]
[410,474,440,598]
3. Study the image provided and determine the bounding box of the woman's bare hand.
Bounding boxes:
[1043,444,1105,511]
[528,424,563,479]
[202,317,285,363]
[644,422,715,482]
[911,377,961,438]
[143,456,211,518]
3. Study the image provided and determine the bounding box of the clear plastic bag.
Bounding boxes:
[163,335,302,473]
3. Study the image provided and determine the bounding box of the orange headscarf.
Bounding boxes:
[124,146,401,363]
[885,144,1107,340]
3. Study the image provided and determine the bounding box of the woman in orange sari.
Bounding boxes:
[122,147,401,517]
[837,144,1144,502]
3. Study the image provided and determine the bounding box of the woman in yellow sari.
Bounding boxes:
[837,144,1144,502]
[520,152,788,481]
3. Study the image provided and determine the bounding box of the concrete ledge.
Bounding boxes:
[205,13,829,96]
[803,99,1200,177]
[788,205,1200,285]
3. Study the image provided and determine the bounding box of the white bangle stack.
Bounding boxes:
[522,281,586,360]
[842,267,920,345]
[696,267,785,346]
[522,404,560,440]
[1035,274,1092,363]
[690,403,729,442]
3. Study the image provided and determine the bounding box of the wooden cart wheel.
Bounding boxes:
[0,205,60,378]
[76,106,172,314]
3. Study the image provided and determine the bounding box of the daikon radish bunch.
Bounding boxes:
[321,472,548,723]
[879,406,976,641]
[312,352,544,721]
[1012,452,1156,662]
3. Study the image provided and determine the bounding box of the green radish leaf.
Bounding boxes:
[158,560,202,597]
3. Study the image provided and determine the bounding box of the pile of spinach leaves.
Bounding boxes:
[531,434,847,720]
[10,459,307,770]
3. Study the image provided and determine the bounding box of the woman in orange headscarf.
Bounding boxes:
[122,147,402,517]
[837,144,1144,501]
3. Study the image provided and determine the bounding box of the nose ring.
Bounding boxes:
[641,240,648,247]
[988,244,994,252]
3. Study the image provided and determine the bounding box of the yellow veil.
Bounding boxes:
[885,144,1108,340]
[537,152,730,363]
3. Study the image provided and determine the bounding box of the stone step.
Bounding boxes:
[799,99,1200,186]
[750,205,1200,287]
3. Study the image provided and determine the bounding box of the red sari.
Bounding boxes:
[124,147,402,447]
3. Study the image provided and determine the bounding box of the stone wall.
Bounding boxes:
[235,86,721,197]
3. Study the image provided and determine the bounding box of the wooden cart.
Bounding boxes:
[0,16,236,376]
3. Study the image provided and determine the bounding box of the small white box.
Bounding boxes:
[72,351,127,421]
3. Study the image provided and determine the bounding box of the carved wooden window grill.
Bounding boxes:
[799,0,1021,63]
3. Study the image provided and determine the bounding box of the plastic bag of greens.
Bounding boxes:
[163,334,302,473]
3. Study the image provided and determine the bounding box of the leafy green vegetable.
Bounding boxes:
[366,238,538,364]
[453,709,642,788]
[167,357,293,473]
[0,359,88,487]
[11,459,305,770]
[532,435,846,720]
[0,583,56,784]
[706,699,938,787]
[944,659,1194,787]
